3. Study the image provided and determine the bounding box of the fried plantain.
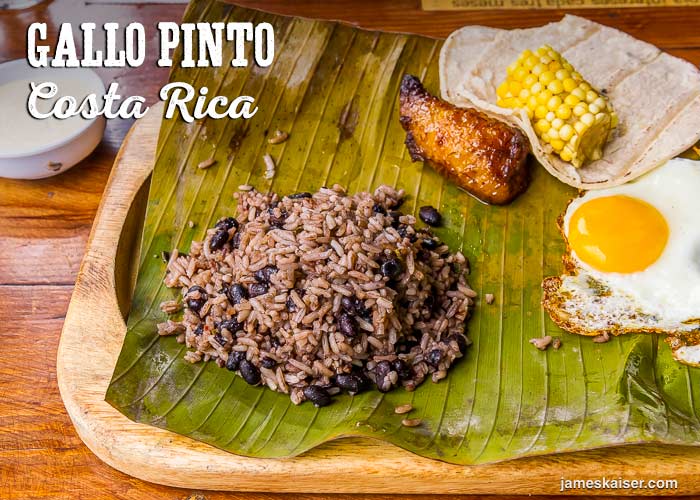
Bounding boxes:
[399,75,530,205]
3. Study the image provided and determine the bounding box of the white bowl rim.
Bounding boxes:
[0,58,107,159]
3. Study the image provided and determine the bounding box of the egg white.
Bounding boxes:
[562,157,700,327]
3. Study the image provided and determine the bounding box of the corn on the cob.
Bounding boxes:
[496,45,617,168]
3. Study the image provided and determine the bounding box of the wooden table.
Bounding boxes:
[2,1,700,498]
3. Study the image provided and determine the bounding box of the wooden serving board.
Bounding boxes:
[57,102,700,495]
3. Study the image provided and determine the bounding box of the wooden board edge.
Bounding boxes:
[55,102,700,495]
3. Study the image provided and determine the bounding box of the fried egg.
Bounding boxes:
[542,158,700,365]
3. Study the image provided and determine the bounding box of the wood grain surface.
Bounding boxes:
[3,0,700,498]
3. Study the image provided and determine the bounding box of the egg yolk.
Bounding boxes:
[567,195,668,274]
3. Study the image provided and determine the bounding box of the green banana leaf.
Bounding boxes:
[105,1,700,465]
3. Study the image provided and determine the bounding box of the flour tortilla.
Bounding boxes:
[440,15,700,189]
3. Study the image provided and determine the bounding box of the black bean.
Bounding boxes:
[225,351,246,371]
[392,359,412,381]
[225,284,248,305]
[357,303,372,321]
[337,312,358,337]
[218,318,242,334]
[261,356,276,369]
[427,349,443,367]
[231,232,241,249]
[395,338,418,354]
[340,296,360,314]
[389,211,402,229]
[389,197,405,210]
[254,265,278,284]
[423,295,434,313]
[185,285,208,314]
[248,283,269,298]
[215,217,239,231]
[303,385,332,407]
[374,361,393,392]
[287,192,312,199]
[193,323,204,336]
[285,296,295,311]
[335,373,367,394]
[239,359,261,385]
[209,229,230,251]
[380,258,403,280]
[421,238,439,250]
[213,333,228,347]
[419,205,442,226]
[416,249,431,263]
[372,203,387,215]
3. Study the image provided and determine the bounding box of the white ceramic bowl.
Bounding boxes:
[0,59,106,180]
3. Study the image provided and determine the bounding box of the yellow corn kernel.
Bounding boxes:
[571,87,586,101]
[513,66,529,82]
[523,74,538,89]
[553,69,567,81]
[496,44,617,168]
[497,82,510,98]
[535,119,551,134]
[548,61,562,72]
[534,105,548,119]
[581,112,595,127]
[563,78,578,93]
[556,104,572,121]
[497,97,520,108]
[547,80,564,95]
[527,95,538,111]
[539,71,555,86]
[547,95,562,112]
[551,118,564,130]
[523,55,539,70]
[550,139,565,151]
[559,124,574,142]
[537,89,553,105]
[573,103,587,117]
[564,94,580,107]
[531,63,547,77]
